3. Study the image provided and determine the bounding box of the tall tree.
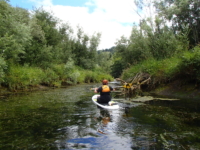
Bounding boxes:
[87,32,101,69]
[155,0,200,47]
[57,22,74,63]
[73,26,101,69]
[73,26,89,68]
[0,0,30,64]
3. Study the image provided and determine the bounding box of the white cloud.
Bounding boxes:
[30,0,140,50]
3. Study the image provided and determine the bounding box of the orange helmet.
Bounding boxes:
[102,79,108,85]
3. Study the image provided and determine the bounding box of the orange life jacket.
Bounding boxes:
[102,85,110,92]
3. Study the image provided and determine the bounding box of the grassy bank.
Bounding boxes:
[1,64,113,91]
[121,46,200,94]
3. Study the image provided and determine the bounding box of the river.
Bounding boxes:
[0,84,200,149]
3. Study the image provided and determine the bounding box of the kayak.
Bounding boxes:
[92,95,119,110]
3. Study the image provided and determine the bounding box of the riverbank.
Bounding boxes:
[0,85,53,98]
[151,79,200,99]
[1,78,200,99]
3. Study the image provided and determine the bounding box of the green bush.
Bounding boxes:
[77,70,86,83]
[3,63,114,90]
[80,69,113,83]
[121,56,181,81]
[52,64,66,80]
[121,47,200,84]
[42,68,59,85]
[161,57,180,79]
[84,70,96,83]
[69,69,80,84]
[121,58,158,79]
[0,56,7,83]
[5,65,44,90]
[178,46,200,80]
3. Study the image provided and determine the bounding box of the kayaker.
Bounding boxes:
[94,79,115,104]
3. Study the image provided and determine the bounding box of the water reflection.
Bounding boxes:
[96,109,112,134]
[64,106,133,150]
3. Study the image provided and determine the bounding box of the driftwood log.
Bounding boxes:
[115,72,151,97]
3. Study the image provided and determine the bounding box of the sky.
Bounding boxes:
[9,0,142,50]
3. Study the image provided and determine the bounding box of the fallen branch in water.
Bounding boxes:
[115,72,151,97]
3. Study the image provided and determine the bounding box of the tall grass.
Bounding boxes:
[177,46,200,81]
[77,69,113,83]
[121,55,181,81]
[42,68,59,86]
[4,65,45,90]
[3,63,114,90]
[0,56,7,84]
[122,46,200,85]
[51,64,113,85]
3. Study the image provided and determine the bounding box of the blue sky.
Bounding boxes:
[9,0,143,49]
[10,0,89,10]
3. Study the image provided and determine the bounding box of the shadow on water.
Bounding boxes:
[0,84,200,149]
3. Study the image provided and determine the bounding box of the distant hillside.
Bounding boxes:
[98,46,115,54]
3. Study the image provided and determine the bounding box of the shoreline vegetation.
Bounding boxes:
[120,46,200,99]
[0,64,113,96]
[2,46,200,99]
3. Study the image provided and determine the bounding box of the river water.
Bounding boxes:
[0,84,200,150]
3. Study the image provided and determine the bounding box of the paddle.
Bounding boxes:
[90,87,122,93]
[91,85,132,89]
[108,81,121,84]
[90,88,97,90]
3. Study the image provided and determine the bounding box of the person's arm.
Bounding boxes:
[110,86,115,91]
[94,88,98,93]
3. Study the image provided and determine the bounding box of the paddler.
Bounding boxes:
[94,79,115,104]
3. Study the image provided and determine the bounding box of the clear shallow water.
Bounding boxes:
[0,84,200,149]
